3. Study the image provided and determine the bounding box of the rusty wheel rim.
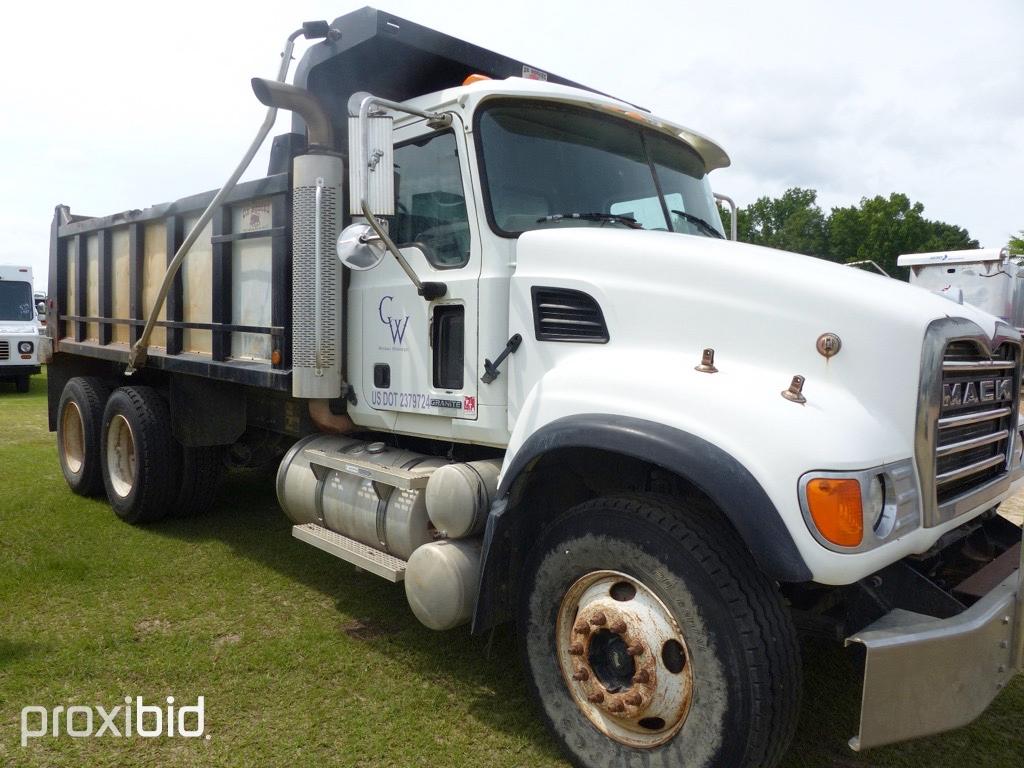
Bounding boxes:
[60,401,85,475]
[556,570,694,749]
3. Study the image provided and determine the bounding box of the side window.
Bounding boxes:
[391,131,470,269]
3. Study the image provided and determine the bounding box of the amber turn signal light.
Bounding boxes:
[805,478,863,547]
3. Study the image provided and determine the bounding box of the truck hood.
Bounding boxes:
[0,323,38,335]
[512,228,1007,457]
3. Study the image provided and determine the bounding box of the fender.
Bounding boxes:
[472,413,812,633]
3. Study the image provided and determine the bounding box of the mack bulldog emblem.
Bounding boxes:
[942,377,1013,408]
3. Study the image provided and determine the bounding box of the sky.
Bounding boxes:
[2,0,1021,291]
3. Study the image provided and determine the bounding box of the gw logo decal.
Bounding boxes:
[378,296,410,345]
[942,377,1013,408]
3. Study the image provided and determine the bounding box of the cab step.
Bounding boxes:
[292,523,407,582]
[302,447,432,490]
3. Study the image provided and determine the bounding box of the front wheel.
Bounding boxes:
[15,375,30,393]
[518,494,801,768]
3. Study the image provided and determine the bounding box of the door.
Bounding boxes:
[349,115,481,435]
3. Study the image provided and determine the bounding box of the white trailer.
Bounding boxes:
[899,247,1024,329]
[0,265,42,392]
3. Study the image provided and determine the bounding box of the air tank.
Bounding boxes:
[276,435,445,559]
[404,538,482,630]
[424,458,503,539]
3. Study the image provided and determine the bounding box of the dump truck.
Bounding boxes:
[1,264,42,392]
[44,8,1023,767]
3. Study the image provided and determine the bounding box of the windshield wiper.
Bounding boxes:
[670,210,725,239]
[538,212,644,229]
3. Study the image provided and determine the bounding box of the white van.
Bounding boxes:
[0,265,42,393]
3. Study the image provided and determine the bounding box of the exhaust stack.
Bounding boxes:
[252,79,343,400]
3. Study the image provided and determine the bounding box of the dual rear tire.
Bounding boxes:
[57,377,223,522]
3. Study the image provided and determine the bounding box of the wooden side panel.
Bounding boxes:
[64,237,77,341]
[111,228,131,344]
[141,222,167,349]
[229,202,273,362]
[85,234,100,342]
[182,215,213,355]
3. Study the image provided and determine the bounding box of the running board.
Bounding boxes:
[302,448,431,490]
[292,523,407,582]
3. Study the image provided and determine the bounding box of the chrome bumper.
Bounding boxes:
[846,532,1023,751]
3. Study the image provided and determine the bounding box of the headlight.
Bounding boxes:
[17,341,33,354]
[799,459,918,552]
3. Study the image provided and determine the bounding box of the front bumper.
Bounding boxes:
[846,531,1022,750]
[0,363,40,377]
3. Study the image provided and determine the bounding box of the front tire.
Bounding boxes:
[100,386,179,524]
[15,375,30,393]
[518,494,801,768]
[57,376,111,496]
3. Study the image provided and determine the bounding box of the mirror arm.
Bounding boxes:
[357,94,449,301]
[358,199,447,300]
[713,192,738,241]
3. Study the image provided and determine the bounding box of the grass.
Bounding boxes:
[0,371,1021,767]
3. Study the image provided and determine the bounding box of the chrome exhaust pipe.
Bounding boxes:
[251,78,335,151]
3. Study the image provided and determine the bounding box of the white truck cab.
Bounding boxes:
[0,265,42,393]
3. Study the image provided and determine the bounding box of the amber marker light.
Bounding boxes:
[805,478,863,547]
[462,73,491,86]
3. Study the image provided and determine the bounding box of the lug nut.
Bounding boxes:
[587,692,605,704]
[632,670,650,684]
[609,701,626,713]
[610,619,627,634]
[572,669,590,681]
[626,642,645,656]
[624,692,643,707]
[590,612,607,627]
[568,643,584,656]
[574,621,591,635]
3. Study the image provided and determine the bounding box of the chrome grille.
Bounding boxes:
[935,340,1017,504]
[0,340,8,360]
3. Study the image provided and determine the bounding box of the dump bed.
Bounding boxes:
[48,175,291,390]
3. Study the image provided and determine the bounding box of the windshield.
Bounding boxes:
[0,280,33,321]
[477,101,724,238]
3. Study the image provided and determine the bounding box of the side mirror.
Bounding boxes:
[336,223,386,271]
[348,96,394,218]
[36,301,46,315]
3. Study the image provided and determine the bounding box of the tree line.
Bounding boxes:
[719,188,1021,279]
